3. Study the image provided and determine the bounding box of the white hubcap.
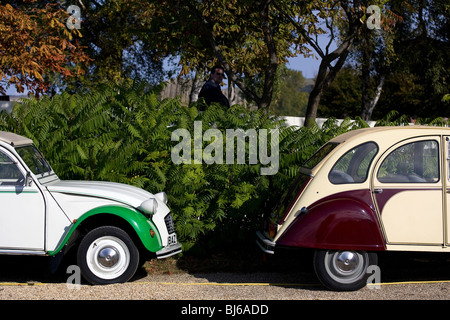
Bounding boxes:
[86,236,130,280]
[325,250,368,284]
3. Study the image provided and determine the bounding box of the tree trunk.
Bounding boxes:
[189,70,204,104]
[303,3,361,128]
[361,75,385,121]
[304,48,351,128]
[360,25,371,121]
[227,80,235,105]
[304,66,327,127]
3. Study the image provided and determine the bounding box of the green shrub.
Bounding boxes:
[0,81,412,253]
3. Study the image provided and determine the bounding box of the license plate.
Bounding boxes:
[168,234,177,246]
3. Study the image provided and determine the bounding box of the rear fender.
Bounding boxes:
[277,191,385,251]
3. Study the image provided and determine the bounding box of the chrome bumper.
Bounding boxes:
[156,243,182,259]
[256,231,276,254]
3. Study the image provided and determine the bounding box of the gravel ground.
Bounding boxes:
[1,270,450,300]
[1,252,450,301]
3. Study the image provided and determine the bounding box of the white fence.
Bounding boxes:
[280,116,377,128]
[0,96,24,113]
[0,101,14,113]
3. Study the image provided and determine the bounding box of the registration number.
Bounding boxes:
[168,234,177,246]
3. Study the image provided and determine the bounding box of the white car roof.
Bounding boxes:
[0,131,33,147]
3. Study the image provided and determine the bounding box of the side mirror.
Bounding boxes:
[25,171,33,187]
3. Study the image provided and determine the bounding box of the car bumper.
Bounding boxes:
[256,231,276,254]
[156,243,182,259]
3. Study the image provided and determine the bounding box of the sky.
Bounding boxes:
[287,55,320,79]
[287,33,338,79]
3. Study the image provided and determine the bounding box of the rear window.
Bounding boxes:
[272,173,311,223]
[302,143,338,169]
[329,142,378,184]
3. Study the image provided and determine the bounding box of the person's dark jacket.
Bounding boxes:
[198,80,230,110]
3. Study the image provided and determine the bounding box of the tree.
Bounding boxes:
[320,66,362,118]
[5,0,167,93]
[283,1,366,127]
[374,0,450,119]
[64,0,165,91]
[138,0,331,110]
[283,1,406,126]
[342,3,402,121]
[0,1,89,95]
[271,67,309,117]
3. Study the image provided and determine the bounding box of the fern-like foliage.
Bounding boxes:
[1,83,446,253]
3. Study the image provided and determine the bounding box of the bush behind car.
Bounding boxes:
[1,82,447,254]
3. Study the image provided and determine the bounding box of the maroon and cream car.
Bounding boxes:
[257,126,450,291]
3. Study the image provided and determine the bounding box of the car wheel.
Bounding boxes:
[77,226,140,285]
[313,249,377,291]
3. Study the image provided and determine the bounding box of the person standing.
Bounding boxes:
[198,66,230,110]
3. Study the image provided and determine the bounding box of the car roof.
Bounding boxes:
[329,125,450,144]
[0,131,33,147]
[306,125,450,176]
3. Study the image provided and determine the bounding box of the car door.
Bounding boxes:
[445,136,450,245]
[0,147,45,251]
[372,137,443,245]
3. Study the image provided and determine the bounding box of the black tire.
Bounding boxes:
[77,226,140,285]
[313,249,377,291]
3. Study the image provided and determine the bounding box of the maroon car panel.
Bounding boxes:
[276,190,386,251]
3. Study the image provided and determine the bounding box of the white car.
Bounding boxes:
[0,131,181,284]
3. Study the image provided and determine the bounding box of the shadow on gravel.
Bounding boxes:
[0,255,69,284]
[184,247,315,280]
[175,246,450,290]
[176,246,322,290]
[377,251,450,283]
[0,250,148,285]
[1,246,450,288]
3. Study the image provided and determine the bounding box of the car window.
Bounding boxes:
[303,143,338,169]
[329,142,378,184]
[16,145,52,176]
[0,150,24,186]
[273,173,311,222]
[377,140,439,183]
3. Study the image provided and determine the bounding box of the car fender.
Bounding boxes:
[276,192,386,251]
[48,205,162,256]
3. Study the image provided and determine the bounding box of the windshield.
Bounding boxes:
[15,145,53,175]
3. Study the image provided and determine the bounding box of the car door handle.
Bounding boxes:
[373,188,383,194]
